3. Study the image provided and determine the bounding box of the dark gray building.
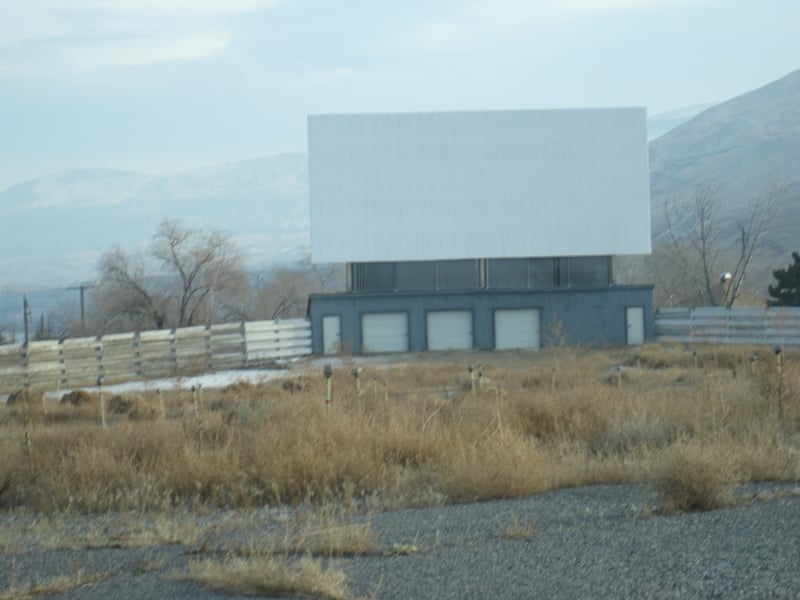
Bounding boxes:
[306,109,653,354]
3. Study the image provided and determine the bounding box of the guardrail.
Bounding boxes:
[0,318,311,394]
[655,307,800,347]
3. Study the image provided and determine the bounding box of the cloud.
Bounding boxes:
[564,0,694,13]
[392,0,698,51]
[86,0,282,17]
[0,0,281,69]
[297,67,363,87]
[63,31,231,68]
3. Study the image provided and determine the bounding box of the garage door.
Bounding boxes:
[361,312,408,353]
[494,309,540,349]
[427,310,473,351]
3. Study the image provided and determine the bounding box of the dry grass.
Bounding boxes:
[500,510,537,539]
[1,344,798,514]
[285,520,381,557]
[0,571,112,600]
[0,512,201,555]
[185,553,351,600]
[649,438,738,513]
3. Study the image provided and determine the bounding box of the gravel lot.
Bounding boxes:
[2,482,799,599]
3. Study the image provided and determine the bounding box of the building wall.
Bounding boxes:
[308,286,653,354]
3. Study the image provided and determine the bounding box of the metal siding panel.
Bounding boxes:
[426,310,473,350]
[309,109,650,262]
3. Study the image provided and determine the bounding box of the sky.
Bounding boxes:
[1,0,798,190]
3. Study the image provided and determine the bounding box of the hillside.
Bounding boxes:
[648,69,800,295]
[647,103,715,140]
[0,154,310,286]
[650,69,800,233]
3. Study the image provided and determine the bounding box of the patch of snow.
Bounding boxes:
[45,368,286,399]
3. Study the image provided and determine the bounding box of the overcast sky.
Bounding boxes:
[1,0,798,190]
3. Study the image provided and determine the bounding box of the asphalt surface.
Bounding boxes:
[1,482,799,599]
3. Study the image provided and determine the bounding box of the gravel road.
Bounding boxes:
[2,482,798,599]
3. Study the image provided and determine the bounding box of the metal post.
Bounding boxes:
[67,282,97,331]
[324,364,333,408]
[23,295,31,347]
[192,385,201,418]
[97,375,106,428]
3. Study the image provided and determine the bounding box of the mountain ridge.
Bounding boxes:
[0,154,310,287]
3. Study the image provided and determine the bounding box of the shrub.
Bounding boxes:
[186,553,351,600]
[650,441,737,513]
[7,389,44,406]
[60,390,94,406]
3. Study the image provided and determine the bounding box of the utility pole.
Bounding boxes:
[23,295,31,347]
[67,282,97,330]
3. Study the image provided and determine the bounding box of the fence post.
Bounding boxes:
[21,343,30,391]
[725,309,730,342]
[205,325,212,371]
[134,331,142,378]
[98,375,106,428]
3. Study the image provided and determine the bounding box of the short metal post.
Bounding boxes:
[468,364,475,394]
[192,384,201,418]
[157,388,166,419]
[97,375,106,428]
[324,364,333,408]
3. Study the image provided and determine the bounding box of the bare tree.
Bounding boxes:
[95,248,169,331]
[723,182,783,306]
[250,267,315,320]
[654,182,782,308]
[249,260,343,321]
[301,254,345,294]
[151,220,248,327]
[92,220,248,332]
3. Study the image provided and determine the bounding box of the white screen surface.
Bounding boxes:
[309,108,650,262]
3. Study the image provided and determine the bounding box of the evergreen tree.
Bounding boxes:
[768,252,800,306]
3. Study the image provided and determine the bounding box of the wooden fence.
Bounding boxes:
[0,318,311,394]
[655,307,800,347]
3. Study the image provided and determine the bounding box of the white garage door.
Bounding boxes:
[361,312,408,353]
[494,309,540,349]
[427,310,473,351]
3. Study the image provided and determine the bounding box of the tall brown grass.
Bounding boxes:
[185,553,351,600]
[0,571,112,600]
[1,344,798,513]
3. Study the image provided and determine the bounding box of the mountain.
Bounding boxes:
[650,69,800,203]
[647,103,716,140]
[0,154,310,287]
[648,69,800,290]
